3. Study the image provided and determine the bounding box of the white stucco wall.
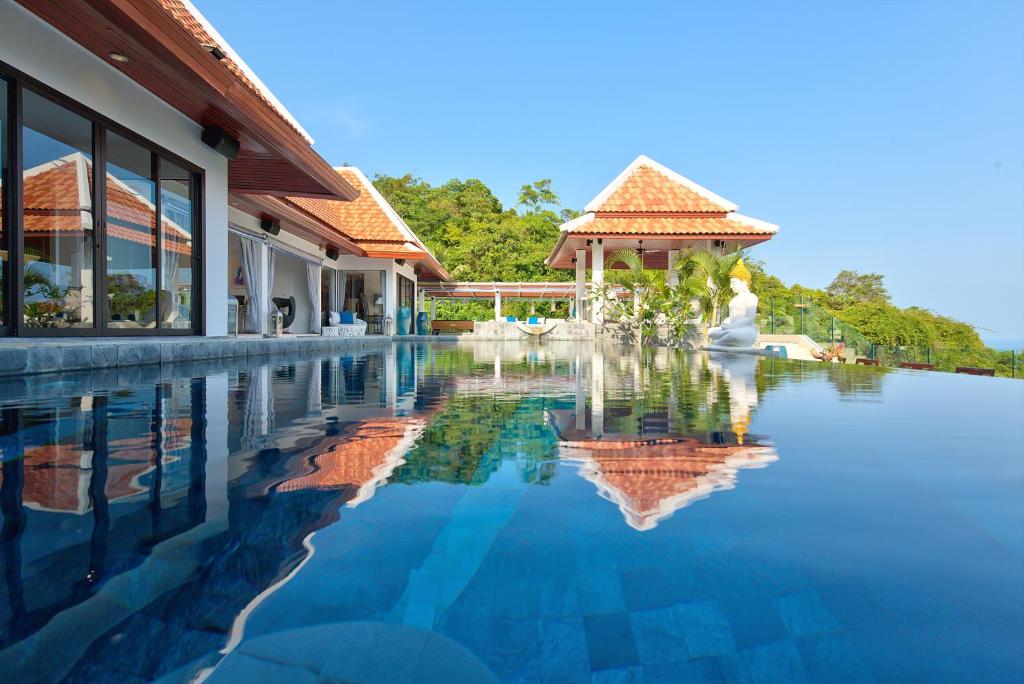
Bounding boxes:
[0,2,229,335]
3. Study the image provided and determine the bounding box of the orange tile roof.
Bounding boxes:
[571,214,778,237]
[547,155,777,267]
[276,418,422,506]
[284,167,450,279]
[22,154,194,255]
[594,163,732,214]
[562,438,777,530]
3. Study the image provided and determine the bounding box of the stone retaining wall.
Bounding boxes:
[0,335,459,378]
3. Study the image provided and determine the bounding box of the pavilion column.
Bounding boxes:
[429,298,436,321]
[575,250,586,322]
[591,240,604,326]
[667,249,680,287]
[494,290,502,322]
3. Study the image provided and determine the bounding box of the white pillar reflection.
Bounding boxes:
[591,348,604,438]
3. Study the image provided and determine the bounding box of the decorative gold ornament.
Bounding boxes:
[729,259,752,284]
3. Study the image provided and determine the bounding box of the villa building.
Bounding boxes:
[0,0,443,340]
[546,154,778,324]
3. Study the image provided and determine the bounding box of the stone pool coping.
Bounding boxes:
[0,334,461,377]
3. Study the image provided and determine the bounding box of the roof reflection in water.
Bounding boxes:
[551,350,778,530]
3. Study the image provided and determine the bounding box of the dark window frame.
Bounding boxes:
[0,59,205,337]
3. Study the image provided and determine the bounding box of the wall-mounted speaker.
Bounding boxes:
[396,259,406,266]
[201,125,240,160]
[260,218,280,236]
[325,247,340,260]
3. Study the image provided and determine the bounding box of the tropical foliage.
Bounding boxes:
[375,172,1019,378]
[373,174,572,321]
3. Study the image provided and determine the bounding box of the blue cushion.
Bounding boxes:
[506,316,517,322]
[528,316,539,324]
[340,311,355,324]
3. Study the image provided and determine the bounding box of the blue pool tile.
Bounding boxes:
[536,575,582,618]
[628,606,688,665]
[539,617,590,682]
[207,653,318,684]
[620,564,711,611]
[591,665,645,683]
[643,658,725,684]
[577,565,627,614]
[237,623,347,673]
[673,601,737,658]
[402,601,437,628]
[583,613,640,671]
[319,623,428,683]
[771,591,841,638]
[720,598,790,650]
[795,633,875,684]
[488,618,542,680]
[720,640,809,684]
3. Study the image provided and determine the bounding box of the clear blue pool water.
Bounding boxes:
[0,342,1021,683]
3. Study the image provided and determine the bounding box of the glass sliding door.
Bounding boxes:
[3,68,204,337]
[21,90,95,330]
[0,79,7,331]
[105,132,157,329]
[159,159,195,330]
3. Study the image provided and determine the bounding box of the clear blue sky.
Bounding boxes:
[196,0,1024,342]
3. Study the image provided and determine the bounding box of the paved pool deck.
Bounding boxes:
[0,334,462,377]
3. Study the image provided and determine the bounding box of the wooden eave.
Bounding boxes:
[17,0,359,200]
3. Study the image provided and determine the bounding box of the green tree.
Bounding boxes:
[825,270,891,309]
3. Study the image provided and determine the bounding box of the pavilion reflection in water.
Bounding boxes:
[1,343,789,680]
[551,350,778,531]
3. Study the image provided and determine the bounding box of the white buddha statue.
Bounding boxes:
[707,259,758,349]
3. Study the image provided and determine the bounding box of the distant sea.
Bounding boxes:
[985,339,1024,351]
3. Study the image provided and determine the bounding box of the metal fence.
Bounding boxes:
[759,298,1020,378]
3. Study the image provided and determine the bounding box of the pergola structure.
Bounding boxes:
[418,281,628,321]
[546,155,779,324]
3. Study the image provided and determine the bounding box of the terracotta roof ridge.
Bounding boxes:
[584,154,738,213]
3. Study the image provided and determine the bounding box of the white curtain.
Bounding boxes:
[239,237,262,333]
[328,270,341,314]
[241,365,273,450]
[306,262,321,333]
[162,247,183,327]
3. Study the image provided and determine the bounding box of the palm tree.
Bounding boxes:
[674,249,743,328]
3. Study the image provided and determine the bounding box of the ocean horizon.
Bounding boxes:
[984,339,1024,351]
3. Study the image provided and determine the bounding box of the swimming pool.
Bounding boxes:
[1,342,1021,683]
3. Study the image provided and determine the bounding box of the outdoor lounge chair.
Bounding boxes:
[272,296,296,331]
[855,358,880,366]
[955,366,995,376]
[899,361,934,371]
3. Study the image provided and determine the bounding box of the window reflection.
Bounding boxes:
[106,132,157,328]
[159,159,194,329]
[21,90,95,328]
[1,80,7,326]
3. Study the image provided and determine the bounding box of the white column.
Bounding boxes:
[494,290,502,321]
[384,265,397,321]
[667,249,680,287]
[429,298,436,321]
[575,249,586,322]
[591,240,604,325]
[204,161,229,336]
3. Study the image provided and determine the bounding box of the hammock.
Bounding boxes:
[515,321,558,336]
